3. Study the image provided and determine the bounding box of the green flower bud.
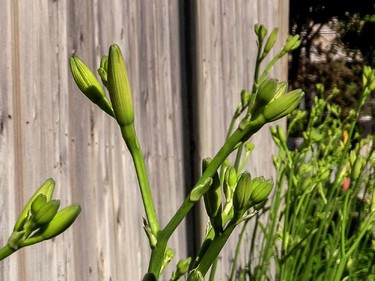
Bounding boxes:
[263,89,304,122]
[14,178,55,232]
[33,199,60,226]
[69,55,114,117]
[255,78,278,107]
[202,158,223,233]
[225,166,237,190]
[98,55,108,88]
[351,156,364,180]
[187,269,204,281]
[143,219,157,248]
[107,44,134,127]
[249,177,273,204]
[30,194,48,216]
[160,248,174,275]
[272,81,288,102]
[233,172,252,213]
[172,257,192,280]
[263,27,279,55]
[240,89,251,107]
[349,150,357,167]
[34,204,81,240]
[283,35,301,52]
[255,24,268,42]
[277,125,286,143]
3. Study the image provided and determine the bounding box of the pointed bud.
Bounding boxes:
[349,150,357,167]
[143,218,157,248]
[351,156,364,180]
[283,35,301,52]
[33,200,60,226]
[277,125,286,143]
[69,55,114,117]
[249,178,273,204]
[187,269,204,281]
[30,194,48,216]
[202,158,223,233]
[271,82,288,102]
[263,28,279,55]
[160,248,174,275]
[107,44,134,127]
[225,166,237,190]
[240,89,251,107]
[255,78,278,107]
[34,204,81,240]
[255,24,267,42]
[14,179,55,232]
[233,172,252,213]
[172,257,192,280]
[98,55,108,88]
[263,89,304,122]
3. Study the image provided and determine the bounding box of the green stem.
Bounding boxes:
[334,211,375,281]
[194,221,237,276]
[229,219,250,281]
[121,125,160,235]
[162,118,263,241]
[147,117,265,279]
[208,257,219,281]
[0,244,15,261]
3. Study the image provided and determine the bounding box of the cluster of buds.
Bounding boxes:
[250,78,304,124]
[70,45,137,149]
[233,172,273,218]
[7,179,81,251]
[200,161,273,231]
[70,45,134,127]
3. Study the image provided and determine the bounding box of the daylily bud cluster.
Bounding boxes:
[70,45,134,127]
[250,78,304,125]
[70,44,137,148]
[199,159,273,231]
[7,179,81,251]
[233,172,273,217]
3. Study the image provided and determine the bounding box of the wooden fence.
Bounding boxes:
[0,1,288,280]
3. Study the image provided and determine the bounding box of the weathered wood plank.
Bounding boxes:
[193,0,289,278]
[0,0,288,280]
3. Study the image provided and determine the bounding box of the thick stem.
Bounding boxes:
[194,221,237,276]
[147,117,265,279]
[121,125,160,235]
[0,244,15,261]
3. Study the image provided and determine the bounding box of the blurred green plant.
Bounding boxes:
[69,24,303,280]
[230,66,375,280]
[0,179,81,261]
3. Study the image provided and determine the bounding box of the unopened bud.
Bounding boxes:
[351,156,364,180]
[202,158,223,233]
[283,35,301,52]
[249,177,273,204]
[172,257,192,280]
[233,172,252,213]
[30,194,48,216]
[187,269,204,281]
[107,44,134,127]
[14,179,55,232]
[240,89,251,107]
[98,55,108,88]
[263,28,279,55]
[69,55,114,117]
[35,204,81,240]
[33,199,60,226]
[256,78,278,107]
[263,89,304,122]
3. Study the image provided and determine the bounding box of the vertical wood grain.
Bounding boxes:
[0,0,288,280]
